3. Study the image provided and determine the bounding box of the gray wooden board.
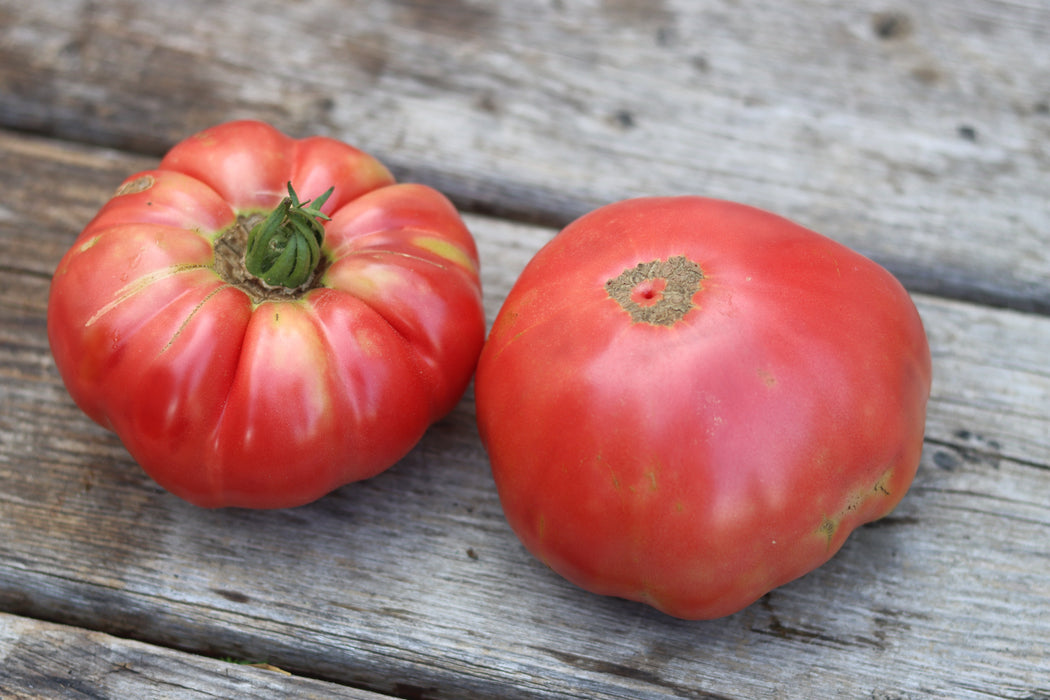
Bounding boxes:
[2,0,1049,310]
[0,613,396,700]
[1,131,1048,699]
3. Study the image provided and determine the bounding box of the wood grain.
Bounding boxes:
[2,0,1049,311]
[0,613,395,700]
[1,130,1048,699]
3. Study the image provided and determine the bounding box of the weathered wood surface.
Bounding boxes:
[4,0,1050,311]
[1,0,1049,698]
[0,613,392,700]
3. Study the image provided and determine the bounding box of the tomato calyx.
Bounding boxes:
[214,183,333,303]
[605,255,703,326]
[243,182,333,290]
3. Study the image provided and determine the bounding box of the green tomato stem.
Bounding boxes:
[244,182,333,289]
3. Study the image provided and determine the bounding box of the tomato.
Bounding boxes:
[48,120,485,509]
[475,197,931,619]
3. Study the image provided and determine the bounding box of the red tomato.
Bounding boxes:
[475,197,931,619]
[48,120,485,508]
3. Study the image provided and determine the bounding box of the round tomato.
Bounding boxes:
[48,120,485,509]
[475,197,931,619]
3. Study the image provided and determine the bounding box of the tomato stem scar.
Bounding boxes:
[605,255,703,326]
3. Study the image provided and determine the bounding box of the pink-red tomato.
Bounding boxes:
[48,120,485,508]
[475,197,931,619]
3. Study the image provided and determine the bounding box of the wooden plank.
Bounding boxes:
[0,612,396,699]
[2,0,1048,311]
[1,131,1048,699]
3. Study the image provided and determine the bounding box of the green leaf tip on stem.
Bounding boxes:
[244,182,334,289]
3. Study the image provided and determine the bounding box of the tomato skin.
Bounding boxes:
[475,197,931,619]
[48,121,485,508]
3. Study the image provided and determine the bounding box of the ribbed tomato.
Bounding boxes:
[48,120,484,508]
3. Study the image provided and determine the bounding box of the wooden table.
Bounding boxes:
[2,1,1048,697]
